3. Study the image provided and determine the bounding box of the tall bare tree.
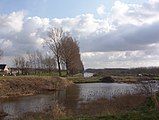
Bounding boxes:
[45,28,65,76]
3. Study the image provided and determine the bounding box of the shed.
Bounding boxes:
[0,64,9,75]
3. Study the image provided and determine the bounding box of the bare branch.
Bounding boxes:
[44,27,66,76]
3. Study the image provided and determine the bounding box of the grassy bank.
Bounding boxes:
[18,94,159,120]
[0,76,73,99]
[67,76,102,83]
[67,75,139,84]
[74,97,159,120]
[0,74,151,100]
[69,75,158,84]
[112,75,139,83]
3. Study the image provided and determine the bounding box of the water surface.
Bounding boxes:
[1,83,135,119]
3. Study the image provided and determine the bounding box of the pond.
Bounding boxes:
[1,83,135,119]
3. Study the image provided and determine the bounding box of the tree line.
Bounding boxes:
[13,51,57,75]
[86,67,159,77]
[13,27,84,76]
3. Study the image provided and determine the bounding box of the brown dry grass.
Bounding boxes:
[112,76,139,83]
[18,93,146,120]
[52,101,66,120]
[20,101,67,120]
[78,94,146,116]
[0,76,72,99]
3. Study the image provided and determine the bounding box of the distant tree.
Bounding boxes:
[59,36,84,75]
[43,55,56,72]
[0,49,3,60]
[45,28,66,76]
[26,50,43,74]
[13,56,26,75]
[35,50,43,69]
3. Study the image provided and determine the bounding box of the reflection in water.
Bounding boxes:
[65,85,80,110]
[1,83,134,119]
[3,92,65,119]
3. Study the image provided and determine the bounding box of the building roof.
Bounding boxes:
[0,64,7,70]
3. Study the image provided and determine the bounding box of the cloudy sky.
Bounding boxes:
[0,0,159,68]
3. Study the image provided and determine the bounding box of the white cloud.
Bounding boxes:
[81,50,159,68]
[112,1,129,15]
[149,0,159,4]
[0,13,50,57]
[97,4,106,16]
[1,39,12,49]
[51,13,110,38]
[0,11,24,35]
[1,0,159,68]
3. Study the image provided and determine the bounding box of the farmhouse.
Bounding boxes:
[0,64,9,76]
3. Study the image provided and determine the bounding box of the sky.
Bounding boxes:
[0,0,159,69]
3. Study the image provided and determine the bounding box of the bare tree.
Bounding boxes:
[0,49,3,60]
[13,56,20,75]
[13,56,26,75]
[43,55,56,72]
[26,51,34,69]
[25,50,43,74]
[45,28,66,76]
[36,50,43,69]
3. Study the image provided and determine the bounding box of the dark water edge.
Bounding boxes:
[0,83,135,119]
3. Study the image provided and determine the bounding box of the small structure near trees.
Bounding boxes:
[0,64,9,76]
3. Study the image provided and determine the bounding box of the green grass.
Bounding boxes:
[23,70,67,77]
[153,76,159,80]
[67,76,102,83]
[0,72,101,84]
[0,75,56,80]
[67,75,138,84]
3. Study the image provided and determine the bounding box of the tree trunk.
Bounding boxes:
[65,61,69,76]
[57,56,61,76]
[18,68,20,75]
